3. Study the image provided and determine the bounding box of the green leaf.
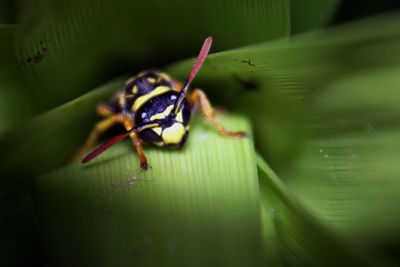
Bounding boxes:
[257,155,393,266]
[0,1,16,24]
[0,77,124,183]
[167,13,400,169]
[290,0,341,34]
[0,190,45,267]
[0,78,124,266]
[0,25,47,267]
[334,0,397,23]
[286,67,400,242]
[15,0,289,109]
[167,14,400,259]
[0,25,37,135]
[32,114,263,266]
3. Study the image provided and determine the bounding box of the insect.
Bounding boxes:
[70,37,247,170]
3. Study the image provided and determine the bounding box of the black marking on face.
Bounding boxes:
[135,92,191,146]
[135,92,179,126]
[180,100,191,126]
[139,128,163,143]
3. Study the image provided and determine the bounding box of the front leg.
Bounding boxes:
[69,112,126,162]
[122,119,150,170]
[188,89,248,137]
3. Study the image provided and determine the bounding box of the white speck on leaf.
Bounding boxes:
[200,134,208,141]
[144,236,151,245]
[168,242,177,251]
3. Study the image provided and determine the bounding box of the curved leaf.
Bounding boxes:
[0,26,46,267]
[257,155,393,266]
[0,25,36,135]
[167,13,400,169]
[0,1,16,24]
[290,0,341,34]
[32,114,263,266]
[0,77,124,183]
[15,0,289,109]
[167,13,400,259]
[287,67,400,243]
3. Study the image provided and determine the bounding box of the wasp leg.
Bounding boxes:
[97,103,117,118]
[122,119,150,170]
[189,89,248,137]
[69,113,125,162]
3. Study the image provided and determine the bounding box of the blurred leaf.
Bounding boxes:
[334,0,398,24]
[15,0,289,109]
[32,114,263,266]
[0,77,124,187]
[286,67,400,244]
[167,13,400,170]
[290,0,341,34]
[0,1,16,24]
[167,13,400,259]
[0,77,124,266]
[257,155,391,266]
[0,25,36,135]
[0,25,47,267]
[0,189,45,267]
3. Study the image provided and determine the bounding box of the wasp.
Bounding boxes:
[70,37,247,170]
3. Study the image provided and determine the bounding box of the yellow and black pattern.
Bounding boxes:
[134,91,191,147]
[121,70,177,114]
[71,37,248,170]
[120,70,191,148]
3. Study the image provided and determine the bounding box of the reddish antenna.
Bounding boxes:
[82,133,129,163]
[82,122,159,163]
[174,36,213,114]
[82,37,213,164]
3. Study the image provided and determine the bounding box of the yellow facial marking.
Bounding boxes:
[162,123,185,144]
[132,86,172,111]
[176,109,184,123]
[137,123,159,132]
[152,127,162,135]
[147,77,156,83]
[150,105,174,121]
[132,85,138,94]
[153,141,164,147]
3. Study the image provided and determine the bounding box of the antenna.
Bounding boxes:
[173,36,213,114]
[82,133,129,163]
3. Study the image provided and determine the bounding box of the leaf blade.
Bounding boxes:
[15,0,290,108]
[33,114,264,266]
